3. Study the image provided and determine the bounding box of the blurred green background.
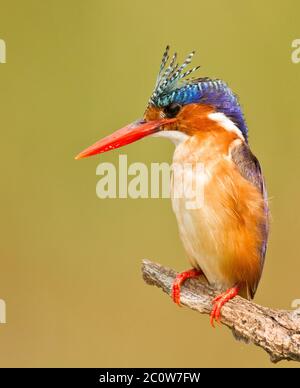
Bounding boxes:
[0,0,299,367]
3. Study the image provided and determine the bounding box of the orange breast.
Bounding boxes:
[171,130,266,297]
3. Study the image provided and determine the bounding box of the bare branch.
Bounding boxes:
[142,259,300,363]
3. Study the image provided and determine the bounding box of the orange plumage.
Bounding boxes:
[147,103,268,299]
[174,132,265,296]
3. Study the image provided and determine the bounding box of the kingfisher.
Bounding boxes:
[76,46,269,326]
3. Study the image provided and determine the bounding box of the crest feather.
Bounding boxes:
[149,46,200,106]
[147,46,249,142]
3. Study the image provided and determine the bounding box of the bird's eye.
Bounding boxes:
[164,103,182,118]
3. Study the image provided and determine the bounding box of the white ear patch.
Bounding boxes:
[151,130,190,146]
[208,112,244,140]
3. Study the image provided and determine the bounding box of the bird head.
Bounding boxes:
[75,46,247,160]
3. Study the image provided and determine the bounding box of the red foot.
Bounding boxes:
[210,286,239,327]
[172,268,202,306]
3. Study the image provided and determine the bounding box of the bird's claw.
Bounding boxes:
[171,268,202,307]
[210,286,239,328]
[172,282,182,306]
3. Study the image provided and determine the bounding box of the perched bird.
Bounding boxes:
[76,46,269,326]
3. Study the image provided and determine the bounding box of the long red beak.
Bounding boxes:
[75,118,176,160]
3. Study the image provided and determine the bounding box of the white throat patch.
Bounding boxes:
[208,112,244,140]
[151,130,190,146]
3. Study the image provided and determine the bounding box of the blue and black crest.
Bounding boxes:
[149,46,248,141]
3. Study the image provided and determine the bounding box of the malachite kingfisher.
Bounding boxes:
[76,46,269,327]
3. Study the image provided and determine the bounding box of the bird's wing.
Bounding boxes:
[231,141,269,298]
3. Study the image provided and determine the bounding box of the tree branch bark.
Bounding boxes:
[142,259,300,363]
